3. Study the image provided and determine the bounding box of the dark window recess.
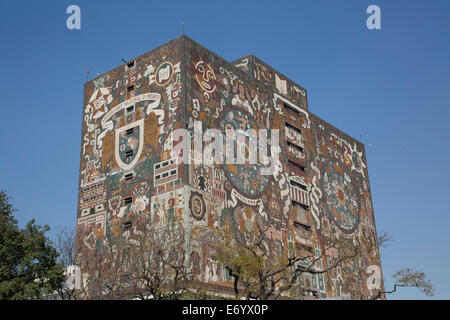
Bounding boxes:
[288,160,305,172]
[125,173,133,181]
[126,105,135,113]
[125,150,134,158]
[290,180,308,191]
[297,244,314,254]
[124,197,132,205]
[162,172,169,178]
[283,102,300,116]
[285,122,302,134]
[287,141,304,153]
[127,85,134,92]
[292,200,310,211]
[127,61,135,69]
[126,128,134,135]
[170,170,176,175]
[155,164,161,169]
[305,290,319,297]
[123,221,132,230]
[293,220,312,232]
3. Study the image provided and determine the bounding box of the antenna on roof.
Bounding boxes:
[121,58,127,64]
[182,21,185,35]
[86,70,90,82]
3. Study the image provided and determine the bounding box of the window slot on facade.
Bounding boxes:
[284,102,300,116]
[287,141,304,153]
[297,244,314,254]
[170,170,176,175]
[127,61,135,69]
[293,220,312,232]
[125,173,133,181]
[123,221,132,230]
[162,172,168,178]
[285,122,302,134]
[292,200,310,211]
[288,160,305,172]
[290,180,307,191]
[127,85,134,92]
[305,289,319,297]
[124,197,132,205]
[125,150,134,158]
[126,128,134,135]
[126,105,135,113]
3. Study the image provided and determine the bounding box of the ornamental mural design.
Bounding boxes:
[218,108,270,198]
[189,191,206,221]
[75,36,383,299]
[322,160,360,233]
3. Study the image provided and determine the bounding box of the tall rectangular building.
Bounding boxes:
[76,36,383,299]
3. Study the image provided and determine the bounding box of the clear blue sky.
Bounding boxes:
[0,0,449,299]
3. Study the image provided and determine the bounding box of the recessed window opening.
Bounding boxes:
[285,122,302,134]
[123,221,132,230]
[293,220,312,232]
[124,197,132,205]
[290,180,307,191]
[125,150,134,158]
[287,141,304,153]
[284,102,300,116]
[288,160,305,172]
[126,105,135,113]
[297,245,314,254]
[292,200,309,211]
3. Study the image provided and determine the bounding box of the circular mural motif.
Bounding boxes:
[189,191,206,221]
[195,61,217,93]
[155,62,174,86]
[322,159,360,233]
[218,109,270,198]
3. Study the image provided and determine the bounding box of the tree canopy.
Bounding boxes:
[0,190,65,299]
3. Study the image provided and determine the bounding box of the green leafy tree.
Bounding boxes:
[0,190,65,299]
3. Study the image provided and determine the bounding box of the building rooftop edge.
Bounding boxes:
[83,35,362,148]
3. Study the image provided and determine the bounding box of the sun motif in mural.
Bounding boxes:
[189,191,206,221]
[322,159,360,233]
[194,60,217,93]
[218,109,270,198]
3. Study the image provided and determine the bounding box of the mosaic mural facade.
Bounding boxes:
[76,35,383,299]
